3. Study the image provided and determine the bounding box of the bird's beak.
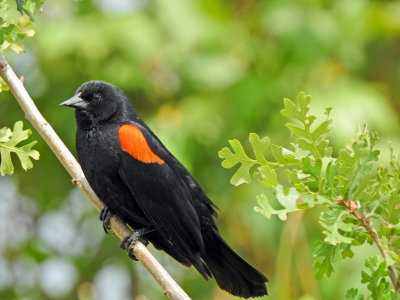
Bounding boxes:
[59,92,87,109]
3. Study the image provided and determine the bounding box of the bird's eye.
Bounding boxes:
[92,93,102,102]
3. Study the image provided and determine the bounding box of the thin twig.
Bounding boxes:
[339,198,399,291]
[0,53,191,300]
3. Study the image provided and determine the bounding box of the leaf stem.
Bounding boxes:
[0,143,27,153]
[338,197,399,291]
[240,156,299,167]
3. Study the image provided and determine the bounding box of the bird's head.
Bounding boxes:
[60,80,128,128]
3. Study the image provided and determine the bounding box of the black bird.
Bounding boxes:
[60,81,268,298]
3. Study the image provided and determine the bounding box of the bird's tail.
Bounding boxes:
[201,222,268,298]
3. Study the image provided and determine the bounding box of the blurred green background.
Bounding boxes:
[1,0,400,299]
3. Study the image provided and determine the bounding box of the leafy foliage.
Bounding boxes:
[254,187,300,221]
[0,2,42,173]
[220,92,400,298]
[345,288,364,300]
[219,133,272,186]
[311,241,340,279]
[2,1,400,299]
[15,0,42,21]
[280,93,332,159]
[361,256,392,299]
[319,206,354,245]
[0,121,39,175]
[0,0,41,53]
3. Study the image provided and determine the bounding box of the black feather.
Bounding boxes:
[63,80,268,298]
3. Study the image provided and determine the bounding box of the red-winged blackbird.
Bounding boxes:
[61,81,268,298]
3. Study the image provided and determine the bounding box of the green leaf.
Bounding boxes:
[286,123,309,139]
[281,93,332,159]
[300,194,315,207]
[254,194,278,220]
[221,141,246,168]
[218,139,255,186]
[311,241,341,279]
[271,144,300,165]
[254,185,300,220]
[285,168,300,184]
[302,157,322,180]
[0,23,23,45]
[0,0,41,53]
[16,0,25,15]
[271,144,284,163]
[320,206,354,245]
[275,185,300,219]
[0,127,12,142]
[345,288,364,300]
[296,92,311,115]
[361,256,391,299]
[280,97,303,121]
[300,157,324,192]
[296,138,314,152]
[300,194,332,208]
[15,0,42,21]
[254,165,278,188]
[336,126,380,199]
[229,162,253,186]
[0,121,40,176]
[341,243,355,259]
[249,133,269,164]
[219,133,288,186]
[326,160,340,191]
[311,120,331,141]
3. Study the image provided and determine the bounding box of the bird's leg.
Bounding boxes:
[99,207,113,234]
[119,227,155,261]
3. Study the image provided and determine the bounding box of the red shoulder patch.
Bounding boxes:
[118,124,164,164]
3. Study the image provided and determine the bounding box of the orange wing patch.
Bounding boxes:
[118,124,164,164]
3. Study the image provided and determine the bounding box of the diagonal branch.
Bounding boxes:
[0,53,191,300]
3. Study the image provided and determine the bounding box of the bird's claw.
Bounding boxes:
[99,207,113,234]
[119,228,153,261]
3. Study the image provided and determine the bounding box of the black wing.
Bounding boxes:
[132,115,219,216]
[117,122,209,276]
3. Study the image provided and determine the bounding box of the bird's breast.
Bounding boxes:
[76,126,121,182]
